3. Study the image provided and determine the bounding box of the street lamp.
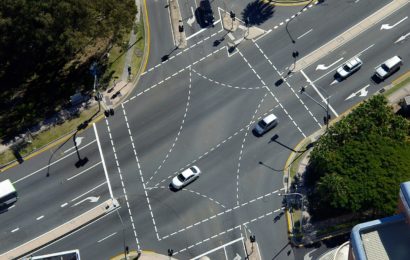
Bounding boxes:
[300,86,330,131]
[279,192,305,235]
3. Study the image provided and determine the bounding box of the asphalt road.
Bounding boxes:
[1,0,409,259]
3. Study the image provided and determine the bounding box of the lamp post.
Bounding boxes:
[300,86,330,131]
[279,192,305,235]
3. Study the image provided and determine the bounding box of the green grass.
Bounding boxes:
[384,76,410,97]
[130,22,145,80]
[289,142,310,180]
[0,106,99,166]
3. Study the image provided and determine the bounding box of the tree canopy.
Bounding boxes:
[306,95,410,219]
[0,0,136,139]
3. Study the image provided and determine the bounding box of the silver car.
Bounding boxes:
[336,57,362,79]
[254,114,278,136]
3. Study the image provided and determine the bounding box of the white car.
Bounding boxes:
[374,56,403,80]
[336,57,362,79]
[254,114,278,136]
[171,166,201,189]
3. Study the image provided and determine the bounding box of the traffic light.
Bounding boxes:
[230,11,236,21]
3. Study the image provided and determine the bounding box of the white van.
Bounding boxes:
[374,56,403,80]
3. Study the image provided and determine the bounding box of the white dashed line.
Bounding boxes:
[252,41,322,130]
[147,67,193,184]
[237,49,307,137]
[160,189,284,240]
[105,118,141,249]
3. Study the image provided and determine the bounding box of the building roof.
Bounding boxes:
[351,214,410,260]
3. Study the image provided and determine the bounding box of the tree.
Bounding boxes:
[0,0,137,139]
[306,95,410,219]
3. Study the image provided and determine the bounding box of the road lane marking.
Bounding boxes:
[192,69,263,90]
[297,29,313,40]
[97,232,117,243]
[191,237,244,260]
[71,182,106,202]
[186,19,221,41]
[380,16,408,30]
[345,84,370,100]
[66,162,102,181]
[300,70,339,117]
[159,189,284,240]
[141,28,224,77]
[60,203,68,208]
[174,209,282,255]
[72,196,100,207]
[63,137,85,154]
[151,108,279,187]
[130,46,225,101]
[312,44,374,83]
[24,209,118,258]
[36,216,44,221]
[239,46,307,136]
[11,228,19,233]
[121,104,156,244]
[236,93,268,206]
[316,57,344,71]
[93,124,114,199]
[13,140,97,184]
[105,116,141,249]
[147,67,192,184]
[253,41,322,129]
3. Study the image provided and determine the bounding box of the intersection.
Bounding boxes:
[1,0,410,259]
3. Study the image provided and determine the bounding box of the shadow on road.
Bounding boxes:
[242,0,275,26]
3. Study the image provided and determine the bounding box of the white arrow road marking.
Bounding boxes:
[316,57,344,71]
[233,253,242,260]
[330,80,338,85]
[395,32,410,43]
[380,16,408,30]
[73,196,100,207]
[187,7,195,26]
[64,137,85,153]
[345,84,370,100]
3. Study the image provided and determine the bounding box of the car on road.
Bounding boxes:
[374,55,403,81]
[195,0,214,28]
[254,114,278,136]
[335,56,362,80]
[171,166,201,189]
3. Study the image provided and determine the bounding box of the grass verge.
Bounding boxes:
[383,76,410,97]
[0,106,99,166]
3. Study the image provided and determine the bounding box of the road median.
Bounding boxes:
[1,199,119,260]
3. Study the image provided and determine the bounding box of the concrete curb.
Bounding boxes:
[264,0,316,7]
[294,0,410,72]
[1,199,119,260]
[168,0,187,48]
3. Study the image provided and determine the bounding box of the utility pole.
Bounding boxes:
[300,86,330,131]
